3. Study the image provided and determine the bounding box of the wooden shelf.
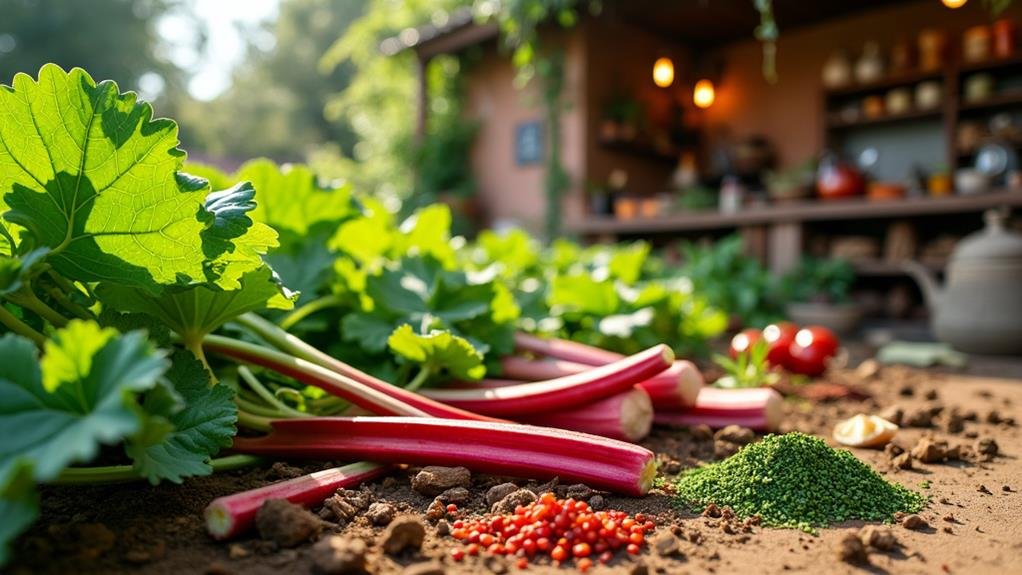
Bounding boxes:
[958,53,1022,74]
[597,139,680,162]
[824,69,943,99]
[567,190,1022,235]
[852,258,946,276]
[958,90,1022,112]
[827,108,942,129]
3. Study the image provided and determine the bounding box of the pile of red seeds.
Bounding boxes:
[445,492,655,571]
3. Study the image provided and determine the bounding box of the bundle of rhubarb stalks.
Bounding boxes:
[206,316,782,539]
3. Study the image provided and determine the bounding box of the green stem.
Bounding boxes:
[237,409,274,432]
[184,336,217,383]
[8,288,69,327]
[235,396,292,419]
[405,367,432,392]
[50,455,262,485]
[277,295,343,331]
[45,285,93,320]
[237,366,309,418]
[0,304,46,345]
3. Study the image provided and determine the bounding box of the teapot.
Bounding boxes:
[903,209,1022,355]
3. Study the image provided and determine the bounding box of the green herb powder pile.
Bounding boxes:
[675,432,926,532]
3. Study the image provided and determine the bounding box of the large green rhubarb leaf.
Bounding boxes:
[127,351,236,484]
[235,159,358,236]
[0,65,269,292]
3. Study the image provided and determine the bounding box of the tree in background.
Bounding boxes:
[177,0,366,163]
[0,0,195,104]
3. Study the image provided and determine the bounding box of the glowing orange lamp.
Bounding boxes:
[693,79,716,109]
[941,0,967,7]
[653,57,675,88]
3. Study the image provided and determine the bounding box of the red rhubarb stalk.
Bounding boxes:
[500,356,703,409]
[517,387,653,442]
[233,417,657,496]
[418,345,674,416]
[653,387,783,431]
[204,462,388,540]
[514,332,623,365]
[233,313,494,421]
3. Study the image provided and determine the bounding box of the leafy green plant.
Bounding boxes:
[679,235,786,328]
[712,339,780,389]
[783,257,855,304]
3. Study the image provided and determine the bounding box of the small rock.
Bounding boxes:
[402,561,445,575]
[411,466,471,497]
[943,526,954,534]
[884,442,905,458]
[976,437,999,459]
[664,460,682,475]
[962,410,979,421]
[904,409,933,428]
[437,487,470,505]
[267,462,304,480]
[879,406,904,427]
[689,424,713,441]
[714,425,756,445]
[629,562,650,575]
[836,533,868,564]
[435,520,450,536]
[379,516,426,556]
[855,359,880,380]
[898,385,915,397]
[1003,485,1012,492]
[228,544,250,559]
[652,532,681,557]
[256,499,324,548]
[485,482,519,507]
[945,444,962,461]
[424,498,446,522]
[588,495,605,510]
[945,411,965,434]
[565,484,594,500]
[911,437,946,463]
[901,514,928,530]
[978,485,992,495]
[859,526,897,551]
[986,410,1003,424]
[893,455,913,472]
[714,439,742,460]
[366,502,396,526]
[320,489,373,524]
[924,389,939,401]
[701,503,722,518]
[484,556,508,574]
[491,489,537,514]
[311,536,369,575]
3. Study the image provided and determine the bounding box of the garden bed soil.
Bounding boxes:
[8,364,1022,575]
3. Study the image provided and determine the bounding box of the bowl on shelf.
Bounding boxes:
[868,181,907,201]
[955,168,990,195]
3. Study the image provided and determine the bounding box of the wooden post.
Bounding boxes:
[415,54,430,143]
[768,222,803,276]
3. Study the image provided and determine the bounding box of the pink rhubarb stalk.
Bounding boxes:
[517,387,653,442]
[513,332,623,365]
[419,344,674,416]
[653,387,783,431]
[233,313,494,421]
[204,462,388,540]
[501,356,703,409]
[233,417,657,496]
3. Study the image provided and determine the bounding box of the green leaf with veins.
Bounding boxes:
[330,199,395,265]
[0,65,265,292]
[96,266,296,342]
[548,273,619,316]
[127,351,236,484]
[39,320,117,392]
[234,159,359,236]
[387,324,485,381]
[0,323,167,481]
[394,204,456,268]
[200,182,279,290]
[341,313,397,353]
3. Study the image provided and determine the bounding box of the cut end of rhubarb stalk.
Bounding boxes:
[762,389,783,431]
[621,388,653,442]
[676,361,704,406]
[638,458,658,495]
[659,346,676,366]
[204,502,234,541]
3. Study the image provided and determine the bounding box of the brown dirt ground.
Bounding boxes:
[8,363,1022,575]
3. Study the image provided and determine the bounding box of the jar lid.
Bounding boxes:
[954,209,1022,261]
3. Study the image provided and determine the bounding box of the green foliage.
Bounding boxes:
[675,433,927,533]
[0,323,169,559]
[712,339,779,389]
[387,324,485,384]
[679,235,785,328]
[782,257,855,304]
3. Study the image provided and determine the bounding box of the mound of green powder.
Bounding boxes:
[675,432,926,532]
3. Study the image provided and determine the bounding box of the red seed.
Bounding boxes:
[572,543,591,558]
[599,551,613,564]
[516,557,528,570]
[447,503,458,513]
[451,548,465,561]
[577,557,593,572]
[626,543,640,555]
[467,543,480,556]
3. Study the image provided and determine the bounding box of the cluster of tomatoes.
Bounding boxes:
[729,322,840,377]
[446,492,654,571]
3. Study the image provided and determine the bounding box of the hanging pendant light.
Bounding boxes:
[693,78,716,108]
[653,57,675,88]
[941,0,967,8]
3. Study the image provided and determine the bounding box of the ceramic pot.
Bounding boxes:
[915,81,942,110]
[855,42,885,84]
[822,51,852,88]
[903,210,1022,354]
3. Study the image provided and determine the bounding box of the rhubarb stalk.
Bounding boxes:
[653,387,783,431]
[419,344,674,416]
[204,462,389,540]
[500,356,703,409]
[233,417,657,496]
[517,387,653,442]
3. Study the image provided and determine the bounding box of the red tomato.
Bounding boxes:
[729,328,763,358]
[761,321,798,368]
[787,326,840,376]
